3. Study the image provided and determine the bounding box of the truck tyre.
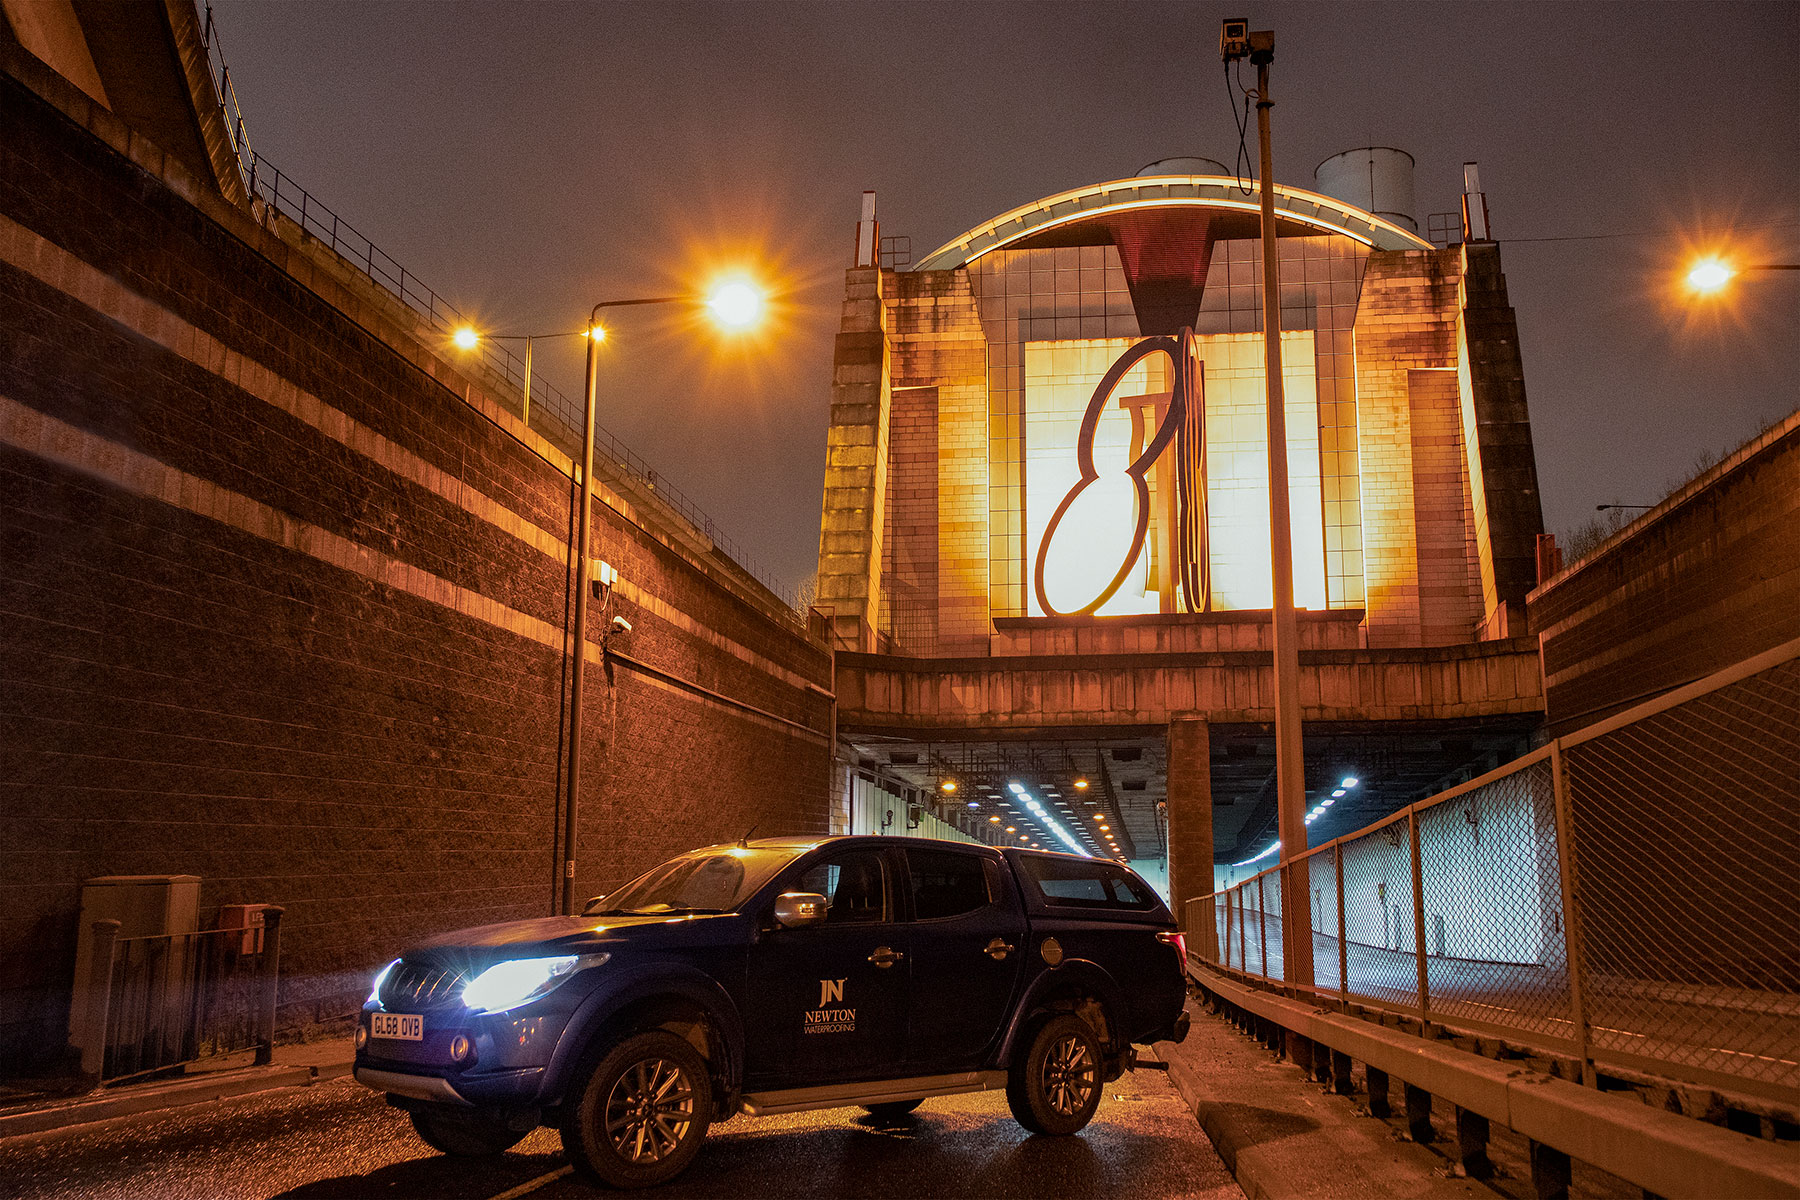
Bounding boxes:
[861,1098,924,1121]
[1006,1013,1103,1136]
[408,1108,529,1156]
[560,1031,713,1189]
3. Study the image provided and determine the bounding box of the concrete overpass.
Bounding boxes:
[835,629,1543,910]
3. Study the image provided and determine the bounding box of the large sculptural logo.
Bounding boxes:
[1033,329,1210,617]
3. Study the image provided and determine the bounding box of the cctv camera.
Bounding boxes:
[609,615,632,635]
[1220,17,1249,61]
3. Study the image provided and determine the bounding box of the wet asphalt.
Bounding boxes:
[0,1065,1242,1200]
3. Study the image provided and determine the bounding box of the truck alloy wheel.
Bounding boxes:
[1006,1013,1103,1135]
[408,1108,529,1156]
[562,1031,713,1188]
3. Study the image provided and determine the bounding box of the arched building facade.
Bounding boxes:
[814,171,1549,908]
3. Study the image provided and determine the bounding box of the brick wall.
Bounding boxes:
[1457,243,1545,638]
[0,56,830,1070]
[1530,412,1800,735]
[1352,248,1464,646]
[1408,368,1479,645]
[816,268,890,651]
[884,270,988,654]
[880,383,939,653]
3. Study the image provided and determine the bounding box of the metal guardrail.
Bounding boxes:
[196,11,796,612]
[1187,637,1800,1108]
[80,909,284,1084]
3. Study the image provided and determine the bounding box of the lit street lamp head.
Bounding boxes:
[452,325,480,350]
[706,280,764,331]
[1686,258,1735,294]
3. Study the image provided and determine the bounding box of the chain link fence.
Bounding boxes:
[1191,639,1800,1107]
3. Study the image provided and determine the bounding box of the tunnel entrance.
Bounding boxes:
[835,717,1538,902]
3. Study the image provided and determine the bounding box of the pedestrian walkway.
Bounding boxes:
[0,1038,353,1141]
[1157,997,1502,1200]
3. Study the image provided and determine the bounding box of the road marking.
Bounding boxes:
[486,1164,572,1200]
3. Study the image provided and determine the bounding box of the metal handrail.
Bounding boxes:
[199,6,254,195]
[195,12,796,612]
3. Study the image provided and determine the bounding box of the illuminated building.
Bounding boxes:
[815,156,1549,904]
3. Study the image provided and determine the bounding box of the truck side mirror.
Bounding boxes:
[773,892,827,929]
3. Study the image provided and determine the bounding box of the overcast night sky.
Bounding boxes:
[209,0,1799,598]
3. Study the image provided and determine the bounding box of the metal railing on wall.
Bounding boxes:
[1187,637,1800,1107]
[197,11,795,612]
[79,909,284,1085]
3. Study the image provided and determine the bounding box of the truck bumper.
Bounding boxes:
[355,1066,471,1106]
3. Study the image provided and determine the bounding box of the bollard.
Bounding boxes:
[1287,1031,1313,1074]
[1455,1106,1492,1178]
[79,919,122,1083]
[1366,1066,1391,1117]
[1528,1139,1571,1200]
[1404,1083,1434,1142]
[1331,1050,1354,1095]
[254,907,284,1066]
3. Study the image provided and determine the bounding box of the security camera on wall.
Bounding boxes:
[609,615,632,635]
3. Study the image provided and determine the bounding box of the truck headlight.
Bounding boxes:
[461,954,605,1013]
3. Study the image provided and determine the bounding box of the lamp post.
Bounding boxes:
[558,281,764,916]
[1227,21,1313,990]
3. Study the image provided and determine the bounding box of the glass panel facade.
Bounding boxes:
[970,232,1367,618]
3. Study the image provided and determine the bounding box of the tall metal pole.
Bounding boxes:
[520,335,533,428]
[561,314,600,916]
[554,295,687,917]
[1254,44,1313,989]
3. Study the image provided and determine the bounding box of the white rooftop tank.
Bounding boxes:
[1135,156,1230,177]
[1313,147,1417,232]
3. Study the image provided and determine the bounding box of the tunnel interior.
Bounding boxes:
[839,716,1540,899]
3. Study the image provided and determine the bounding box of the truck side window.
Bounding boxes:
[905,848,991,921]
[1016,856,1158,911]
[794,851,889,924]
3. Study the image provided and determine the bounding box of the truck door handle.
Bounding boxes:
[985,938,1014,960]
[867,946,905,968]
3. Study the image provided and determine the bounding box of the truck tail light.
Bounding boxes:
[1157,931,1188,961]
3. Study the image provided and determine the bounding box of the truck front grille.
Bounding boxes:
[379,961,467,1009]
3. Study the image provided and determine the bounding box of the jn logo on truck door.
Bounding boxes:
[805,979,855,1034]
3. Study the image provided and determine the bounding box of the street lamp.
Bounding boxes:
[558,278,766,916]
[452,326,599,427]
[1684,256,1800,296]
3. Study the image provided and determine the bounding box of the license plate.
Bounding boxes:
[371,1012,423,1041]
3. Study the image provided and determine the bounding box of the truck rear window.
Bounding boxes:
[1016,856,1158,911]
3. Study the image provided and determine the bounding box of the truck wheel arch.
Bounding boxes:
[540,967,744,1110]
[998,959,1129,1066]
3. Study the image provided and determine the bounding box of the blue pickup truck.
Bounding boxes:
[353,835,1191,1188]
